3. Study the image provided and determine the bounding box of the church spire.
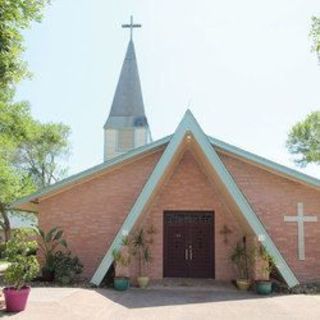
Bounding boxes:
[103,17,151,161]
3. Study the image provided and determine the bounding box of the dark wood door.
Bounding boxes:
[164,211,214,278]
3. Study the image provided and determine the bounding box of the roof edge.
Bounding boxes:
[12,121,320,210]
[209,136,320,189]
[12,135,171,209]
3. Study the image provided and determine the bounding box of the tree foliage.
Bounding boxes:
[310,16,320,60]
[0,94,70,240]
[286,111,320,167]
[0,1,71,241]
[0,0,49,90]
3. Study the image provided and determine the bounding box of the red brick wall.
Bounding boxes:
[134,151,244,281]
[219,152,320,283]
[38,145,320,284]
[38,151,162,278]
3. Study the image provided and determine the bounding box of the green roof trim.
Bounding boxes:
[209,136,320,189]
[13,113,320,211]
[12,135,171,210]
[90,110,299,288]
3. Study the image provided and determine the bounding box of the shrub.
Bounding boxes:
[0,242,6,258]
[3,230,40,290]
[4,230,38,260]
[53,250,83,285]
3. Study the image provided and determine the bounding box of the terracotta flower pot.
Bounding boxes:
[4,286,31,312]
[236,279,251,291]
[137,276,149,288]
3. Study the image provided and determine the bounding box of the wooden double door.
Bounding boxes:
[163,211,214,278]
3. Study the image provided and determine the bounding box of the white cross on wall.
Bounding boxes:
[284,202,318,260]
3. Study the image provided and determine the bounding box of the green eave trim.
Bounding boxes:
[12,135,171,210]
[90,110,299,288]
[209,136,320,189]
[13,116,320,211]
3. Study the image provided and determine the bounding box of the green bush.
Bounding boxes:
[4,230,38,260]
[0,242,6,258]
[3,230,40,290]
[53,250,83,285]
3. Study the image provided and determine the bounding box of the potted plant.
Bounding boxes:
[231,239,252,290]
[131,227,154,288]
[255,245,274,295]
[3,230,40,312]
[36,227,67,281]
[112,236,131,291]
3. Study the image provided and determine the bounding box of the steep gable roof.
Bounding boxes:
[13,112,320,213]
[210,136,320,189]
[90,110,299,288]
[12,136,170,212]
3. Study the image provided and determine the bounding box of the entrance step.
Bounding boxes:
[149,278,237,292]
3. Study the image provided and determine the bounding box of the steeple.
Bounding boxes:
[104,16,151,161]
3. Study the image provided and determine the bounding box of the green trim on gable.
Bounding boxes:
[90,110,299,288]
[90,111,192,285]
[12,136,171,211]
[209,136,320,189]
[13,115,320,212]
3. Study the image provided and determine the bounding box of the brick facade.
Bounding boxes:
[135,151,243,281]
[38,147,320,284]
[219,152,320,283]
[39,150,162,278]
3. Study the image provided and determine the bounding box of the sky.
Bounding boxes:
[16,0,320,178]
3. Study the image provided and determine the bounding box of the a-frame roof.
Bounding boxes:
[90,110,299,288]
[13,111,320,211]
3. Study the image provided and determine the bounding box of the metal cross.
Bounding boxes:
[220,225,232,244]
[284,202,318,260]
[122,15,141,40]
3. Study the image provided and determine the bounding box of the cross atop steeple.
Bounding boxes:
[104,17,151,160]
[122,15,141,40]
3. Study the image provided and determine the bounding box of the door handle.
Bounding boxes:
[185,248,188,260]
[189,245,193,260]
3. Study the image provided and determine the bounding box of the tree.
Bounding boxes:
[310,16,320,61]
[17,121,70,188]
[286,111,320,167]
[0,0,71,241]
[0,0,49,90]
[0,96,70,241]
[0,93,36,240]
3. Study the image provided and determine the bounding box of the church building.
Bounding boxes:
[14,17,320,288]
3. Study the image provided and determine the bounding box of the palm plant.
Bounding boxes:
[231,241,252,280]
[112,236,131,277]
[36,226,67,280]
[131,228,153,277]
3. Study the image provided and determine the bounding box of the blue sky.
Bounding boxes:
[16,0,320,178]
